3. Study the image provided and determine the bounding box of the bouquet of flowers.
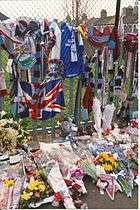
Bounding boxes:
[95,152,118,173]
[19,170,54,209]
[0,111,28,154]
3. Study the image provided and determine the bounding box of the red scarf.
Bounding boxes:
[82,85,93,113]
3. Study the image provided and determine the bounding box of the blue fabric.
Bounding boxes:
[60,22,84,78]
[87,26,93,38]
[107,39,116,49]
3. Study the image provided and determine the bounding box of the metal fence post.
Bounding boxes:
[108,0,121,103]
[115,0,121,28]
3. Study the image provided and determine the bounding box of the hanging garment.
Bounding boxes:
[102,103,115,131]
[31,30,43,82]
[93,97,102,139]
[124,33,138,83]
[60,22,72,75]
[114,75,123,92]
[0,69,7,97]
[50,21,61,60]
[11,79,65,120]
[83,64,92,86]
[42,26,56,75]
[97,50,102,73]
[102,47,113,74]
[25,35,36,54]
[107,50,114,70]
[71,29,78,62]
[15,20,45,83]
[44,59,64,82]
[15,20,29,41]
[10,79,24,117]
[118,13,125,40]
[101,47,108,75]
[82,84,93,114]
[97,76,105,106]
[125,51,133,81]
[9,43,32,82]
[124,33,138,53]
[60,23,84,77]
[108,79,115,100]
[97,77,104,90]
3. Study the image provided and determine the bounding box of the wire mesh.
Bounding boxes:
[0,0,138,141]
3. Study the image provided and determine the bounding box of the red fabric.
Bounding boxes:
[80,25,105,49]
[54,192,63,202]
[0,89,8,97]
[82,85,93,113]
[93,27,102,36]
[103,25,110,36]
[103,128,111,136]
[110,26,120,61]
[130,120,138,128]
[64,179,73,186]
[93,25,110,37]
[124,33,138,52]
[72,183,81,190]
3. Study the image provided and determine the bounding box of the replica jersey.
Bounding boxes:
[60,22,84,78]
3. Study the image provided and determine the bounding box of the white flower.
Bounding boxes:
[0,111,7,118]
[0,119,8,126]
[5,127,19,143]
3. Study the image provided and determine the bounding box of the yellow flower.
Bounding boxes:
[108,157,115,165]
[102,164,113,172]
[100,152,109,160]
[28,180,38,191]
[108,164,113,171]
[35,180,42,186]
[38,184,46,192]
[4,179,14,188]
[21,191,31,201]
[36,170,42,177]
[99,157,104,163]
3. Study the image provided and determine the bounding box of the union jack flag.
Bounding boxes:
[12,79,65,120]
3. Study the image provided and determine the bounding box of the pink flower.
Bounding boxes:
[34,191,40,198]
[26,172,33,181]
[71,169,84,180]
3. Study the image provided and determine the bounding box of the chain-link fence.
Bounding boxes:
[0,0,138,141]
